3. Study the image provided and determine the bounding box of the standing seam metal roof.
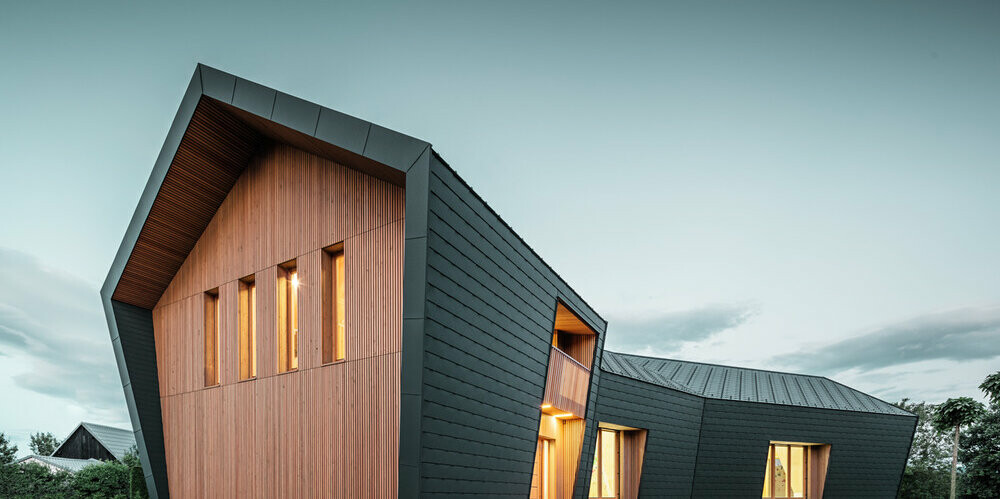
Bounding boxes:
[80,422,137,460]
[601,351,911,416]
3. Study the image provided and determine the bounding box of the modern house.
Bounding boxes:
[102,64,916,498]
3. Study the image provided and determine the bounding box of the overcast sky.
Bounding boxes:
[1,0,998,455]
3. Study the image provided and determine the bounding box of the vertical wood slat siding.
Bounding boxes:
[620,430,647,499]
[543,347,590,417]
[558,419,586,499]
[153,143,404,498]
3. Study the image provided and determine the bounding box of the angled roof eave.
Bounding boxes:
[50,422,88,458]
[101,63,431,310]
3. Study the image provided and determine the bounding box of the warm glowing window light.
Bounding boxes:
[589,429,618,499]
[763,443,810,498]
[278,261,298,373]
[541,404,553,410]
[238,276,256,380]
[322,245,346,364]
[204,289,220,387]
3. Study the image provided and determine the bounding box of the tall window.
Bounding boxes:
[204,289,219,386]
[238,276,256,380]
[589,429,618,499]
[763,443,808,498]
[277,261,298,373]
[322,245,346,364]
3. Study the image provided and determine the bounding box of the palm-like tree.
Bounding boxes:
[979,371,1000,406]
[933,396,984,499]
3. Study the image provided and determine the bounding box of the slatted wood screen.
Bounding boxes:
[543,346,590,417]
[153,143,404,498]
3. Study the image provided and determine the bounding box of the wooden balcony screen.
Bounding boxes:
[543,346,591,417]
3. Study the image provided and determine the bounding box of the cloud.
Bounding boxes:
[781,305,1000,375]
[604,303,758,355]
[0,247,126,422]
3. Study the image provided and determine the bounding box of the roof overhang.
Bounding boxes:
[102,64,430,309]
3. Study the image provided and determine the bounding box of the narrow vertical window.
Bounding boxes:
[204,289,219,386]
[322,244,346,364]
[238,276,256,380]
[277,260,299,373]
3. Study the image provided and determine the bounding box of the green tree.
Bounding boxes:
[68,459,130,498]
[960,408,1000,498]
[933,397,984,499]
[980,371,1000,405]
[0,432,17,464]
[122,446,149,499]
[959,370,1000,497]
[28,432,61,456]
[895,399,952,498]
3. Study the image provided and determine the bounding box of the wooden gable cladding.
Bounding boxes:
[112,99,261,309]
[153,142,404,497]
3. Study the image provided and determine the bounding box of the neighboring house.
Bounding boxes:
[51,422,136,462]
[102,64,916,499]
[15,455,101,474]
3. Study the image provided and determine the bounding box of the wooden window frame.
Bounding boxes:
[322,243,346,364]
[277,260,298,373]
[590,428,619,499]
[763,443,809,499]
[203,288,220,387]
[238,275,256,381]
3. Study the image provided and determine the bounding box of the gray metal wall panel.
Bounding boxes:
[108,300,168,499]
[592,372,705,498]
[692,399,915,498]
[417,156,606,496]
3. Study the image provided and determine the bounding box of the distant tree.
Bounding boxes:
[958,371,1000,497]
[896,399,951,469]
[934,397,984,499]
[960,408,1000,498]
[0,433,17,465]
[28,432,60,456]
[895,399,953,498]
[980,371,1000,405]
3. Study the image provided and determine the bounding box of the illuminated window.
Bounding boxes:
[763,443,808,498]
[238,276,256,380]
[278,261,298,373]
[203,289,219,387]
[322,245,346,364]
[589,429,618,499]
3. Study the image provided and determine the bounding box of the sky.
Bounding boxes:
[1,0,999,455]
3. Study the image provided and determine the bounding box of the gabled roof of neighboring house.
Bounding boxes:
[16,454,101,473]
[602,351,911,416]
[52,422,136,461]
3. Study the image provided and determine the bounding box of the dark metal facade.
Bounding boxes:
[398,152,607,497]
[593,367,916,498]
